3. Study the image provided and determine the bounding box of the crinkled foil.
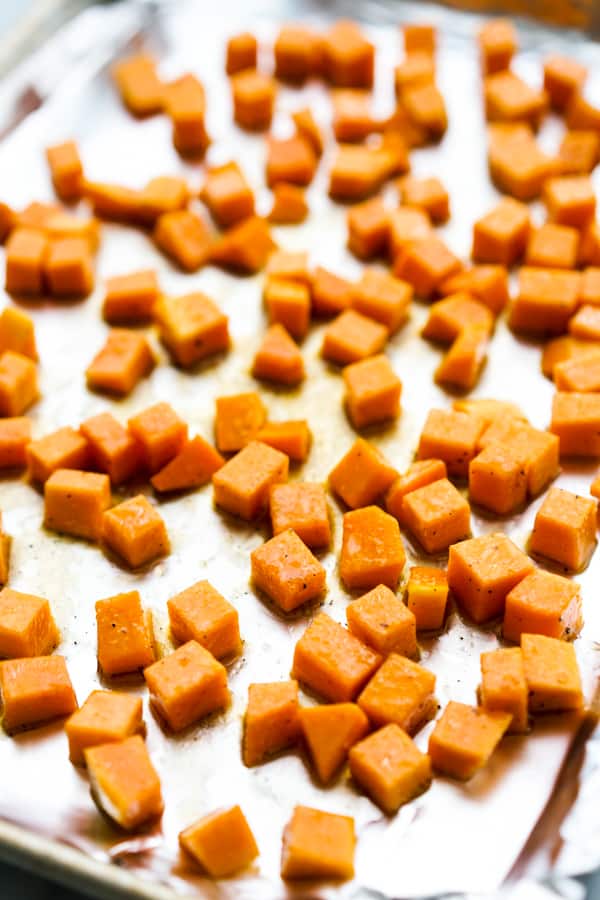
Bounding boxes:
[0,1,599,898]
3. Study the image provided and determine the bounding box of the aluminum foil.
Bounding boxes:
[0,1,599,898]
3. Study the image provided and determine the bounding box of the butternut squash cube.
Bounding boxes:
[468,443,528,515]
[417,408,484,478]
[347,197,389,259]
[211,217,276,274]
[292,612,381,702]
[154,209,212,272]
[529,486,597,572]
[347,584,416,657]
[251,529,325,612]
[264,278,310,340]
[478,19,517,75]
[44,468,111,541]
[509,267,581,337]
[256,420,311,462]
[299,702,369,783]
[311,266,352,318]
[5,228,48,295]
[340,506,405,591]
[252,324,305,386]
[439,265,509,316]
[95,591,155,676]
[269,482,330,548]
[504,569,581,643]
[399,175,449,223]
[322,20,374,88]
[329,437,397,509]
[65,690,143,765]
[403,23,436,54]
[358,653,436,733]
[551,391,600,457]
[274,25,322,82]
[128,402,188,473]
[343,354,402,429]
[405,565,448,630]
[163,74,209,156]
[328,144,394,203]
[422,293,493,344]
[477,418,559,496]
[568,305,600,344]
[0,351,38,417]
[435,324,489,391]
[202,161,254,228]
[266,136,317,188]
[85,735,163,830]
[525,224,579,270]
[292,107,324,157]
[394,235,460,298]
[144,640,229,731]
[484,70,548,129]
[103,269,159,324]
[333,89,381,143]
[521,633,583,712]
[112,53,163,116]
[102,495,169,568]
[0,307,38,360]
[80,412,141,484]
[394,52,436,95]
[231,70,276,130]
[243,680,300,766]
[388,206,432,259]
[45,237,94,297]
[155,292,229,368]
[46,140,83,202]
[349,723,431,813]
[266,250,310,284]
[27,426,89,484]
[268,182,308,225]
[0,588,59,659]
[322,309,389,366]
[179,805,258,877]
[448,532,534,623]
[0,417,31,468]
[401,83,447,142]
[428,701,511,780]
[559,130,600,175]
[168,580,240,660]
[472,197,530,266]
[351,268,412,334]
[385,459,447,520]
[214,392,266,454]
[226,32,257,75]
[281,805,355,881]
[86,329,154,397]
[480,647,528,733]
[137,176,189,225]
[0,655,77,731]
[401,477,471,554]
[212,440,288,520]
[150,436,224,493]
[543,175,596,228]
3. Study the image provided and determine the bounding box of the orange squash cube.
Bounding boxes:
[554,351,600,393]
[0,417,31,469]
[343,354,401,430]
[65,690,143,765]
[292,612,381,702]
[479,647,528,734]
[80,412,141,485]
[399,175,449,224]
[281,805,355,881]
[102,495,169,568]
[231,70,276,130]
[213,440,288,520]
[401,82,447,141]
[329,438,397,510]
[274,24,321,82]
[401,478,471,555]
[349,723,431,813]
[168,580,240,660]
[243,680,300,766]
[202,162,254,228]
[264,278,310,341]
[340,506,405,591]
[211,216,276,274]
[509,267,581,337]
[266,136,317,188]
[394,52,436,94]
[347,197,389,259]
[394,235,460,298]
[44,468,111,541]
[150,435,224,493]
[422,293,493,344]
[478,19,517,75]
[504,569,581,644]
[154,209,212,272]
[81,181,143,223]
[454,397,527,428]
[439,265,509,316]
[521,633,583,712]
[472,197,530,266]
[255,420,311,462]
[358,653,436,733]
[328,144,396,203]
[44,237,94,297]
[128,402,188,473]
[351,269,412,334]
[526,224,579,270]
[388,206,432,260]
[435,324,489,391]
[268,182,308,225]
[226,32,257,75]
[484,71,548,129]
[428,701,511,780]
[477,418,559,496]
[0,588,58,659]
[551,391,600,457]
[299,702,369,783]
[544,55,587,111]
[292,107,324,157]
[85,734,163,830]
[322,309,389,366]
[529,486,597,572]
[0,655,77,732]
[252,324,305,386]
[163,74,209,156]
[417,408,484,478]
[448,532,534,623]
[46,140,83,202]
[137,176,189,225]
[333,89,380,143]
[155,292,229,368]
[269,482,330,548]
[403,22,436,54]
[543,175,596,228]
[5,228,48,295]
[103,269,159,324]
[86,329,154,397]
[95,590,155,676]
[251,528,325,612]
[385,459,447,520]
[311,266,352,318]
[469,443,528,515]
[0,307,37,360]
[266,250,310,284]
[27,426,89,483]
[347,584,416,657]
[0,351,38,417]
[214,392,266,455]
[144,640,229,731]
[179,806,259,877]
[322,20,374,88]
[569,304,600,341]
[559,130,600,175]
[405,565,448,630]
[112,53,163,116]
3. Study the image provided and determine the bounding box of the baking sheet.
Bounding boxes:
[0,1,599,897]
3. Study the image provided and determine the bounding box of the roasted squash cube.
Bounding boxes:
[504,569,581,643]
[243,680,300,766]
[27,426,89,484]
[417,408,484,478]
[95,590,155,676]
[521,633,583,712]
[213,440,288,520]
[358,653,436,733]
[44,468,111,540]
[329,438,397,510]
[0,655,77,732]
[529,486,597,572]
[349,723,431,813]
[86,329,154,397]
[251,529,325,612]
[167,580,241,660]
[400,478,471,554]
[0,588,59,659]
[155,292,229,368]
[0,351,38,417]
[80,412,142,484]
[343,354,402,430]
[102,495,169,568]
[103,269,159,324]
[269,482,330,548]
[179,806,258,877]
[480,647,528,733]
[65,690,143,765]
[281,806,355,881]
[347,584,416,657]
[405,565,448,630]
[299,702,369,783]
[85,735,163,830]
[128,402,188,473]
[428,701,511,780]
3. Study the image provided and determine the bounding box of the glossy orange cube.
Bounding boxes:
[102,494,170,568]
